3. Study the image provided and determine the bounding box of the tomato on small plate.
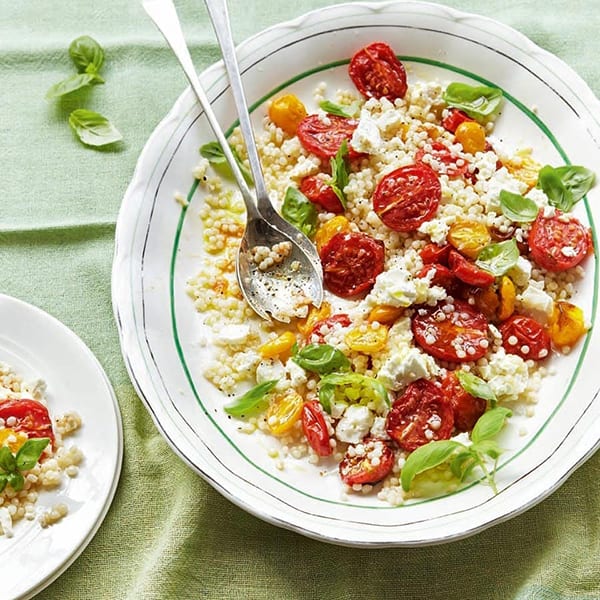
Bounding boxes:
[300,174,344,213]
[297,114,361,160]
[499,314,551,360]
[302,400,332,457]
[0,399,55,445]
[339,438,395,485]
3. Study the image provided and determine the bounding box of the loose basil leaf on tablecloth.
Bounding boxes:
[68,109,122,147]
[443,83,503,120]
[69,35,105,75]
[224,379,278,417]
[476,239,519,276]
[292,343,350,375]
[16,438,50,471]
[327,140,350,208]
[319,99,361,119]
[281,187,318,238]
[537,165,595,211]
[455,370,497,403]
[45,72,101,99]
[499,189,538,222]
[199,141,253,186]
[470,406,512,444]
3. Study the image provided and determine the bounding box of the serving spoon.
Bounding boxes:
[143,0,323,322]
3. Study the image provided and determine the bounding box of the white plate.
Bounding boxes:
[0,294,123,599]
[112,1,600,546]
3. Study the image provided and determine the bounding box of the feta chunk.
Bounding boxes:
[367,267,430,308]
[215,324,251,345]
[418,218,450,244]
[518,280,554,324]
[378,347,441,391]
[480,167,528,211]
[335,405,374,444]
[351,110,383,154]
[507,256,532,287]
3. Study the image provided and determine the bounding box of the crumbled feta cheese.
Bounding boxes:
[370,416,389,440]
[215,324,251,345]
[518,280,554,323]
[378,347,441,391]
[256,359,286,388]
[335,405,374,444]
[508,256,532,287]
[480,167,528,210]
[367,266,431,308]
[418,218,450,244]
[351,110,383,154]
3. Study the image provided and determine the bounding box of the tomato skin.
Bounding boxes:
[386,379,454,452]
[499,314,551,360]
[299,174,344,213]
[348,42,407,101]
[420,243,451,265]
[320,232,385,297]
[412,299,490,363]
[297,114,361,160]
[339,438,395,485]
[310,313,352,343]
[0,399,54,445]
[448,250,496,288]
[373,164,441,232]
[528,210,592,272]
[442,108,474,133]
[417,263,455,288]
[442,372,487,432]
[415,142,469,178]
[302,400,332,457]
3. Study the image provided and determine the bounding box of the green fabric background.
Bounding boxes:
[1,0,599,598]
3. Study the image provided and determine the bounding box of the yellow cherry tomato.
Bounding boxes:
[268,94,307,136]
[548,301,587,349]
[315,216,351,253]
[259,331,297,359]
[447,219,491,259]
[297,301,332,336]
[505,150,541,190]
[455,121,487,154]
[0,428,28,453]
[497,276,516,321]
[266,391,304,435]
[345,323,389,354]
[367,305,405,325]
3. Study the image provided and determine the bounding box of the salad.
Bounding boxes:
[187,42,594,503]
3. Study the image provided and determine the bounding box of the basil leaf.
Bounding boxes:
[318,372,389,413]
[476,239,519,276]
[16,438,50,471]
[401,440,463,491]
[45,72,101,99]
[499,190,538,223]
[199,141,253,186]
[292,343,350,374]
[443,83,503,119]
[553,166,595,203]
[69,35,104,74]
[0,447,16,473]
[450,449,478,481]
[224,380,278,417]
[473,439,503,460]
[327,140,349,209]
[470,406,512,444]
[537,165,595,211]
[68,109,122,147]
[7,472,24,492]
[281,187,318,238]
[455,370,497,402]
[319,99,361,119]
[0,474,7,494]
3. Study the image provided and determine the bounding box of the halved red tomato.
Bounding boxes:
[0,399,54,445]
[448,249,495,287]
[417,263,455,288]
[339,438,395,485]
[296,114,361,160]
[415,141,470,178]
[442,372,487,432]
[302,400,332,457]
[299,174,343,213]
[420,243,451,265]
[442,108,474,133]
[499,314,551,360]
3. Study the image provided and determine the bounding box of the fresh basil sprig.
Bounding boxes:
[200,141,253,186]
[443,83,503,120]
[225,380,278,417]
[536,165,595,212]
[455,370,497,405]
[401,406,512,494]
[318,372,389,414]
[281,187,318,238]
[0,438,50,493]
[327,140,350,209]
[68,109,122,147]
[476,239,519,276]
[292,343,350,375]
[319,99,361,119]
[499,190,538,223]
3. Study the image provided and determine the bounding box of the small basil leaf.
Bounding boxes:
[476,239,519,276]
[473,439,503,460]
[401,440,463,491]
[327,140,349,209]
[443,83,503,120]
[199,141,253,185]
[319,99,361,118]
[318,382,335,414]
[499,190,538,223]
[470,406,512,444]
[45,73,100,99]
[16,438,50,471]
[537,165,595,211]
[7,472,24,492]
[68,109,122,147]
[318,372,389,411]
[455,370,497,403]
[450,449,478,482]
[553,166,595,203]
[0,447,16,473]
[292,343,350,374]
[69,35,104,74]
[224,380,278,417]
[281,187,318,238]
[0,474,7,493]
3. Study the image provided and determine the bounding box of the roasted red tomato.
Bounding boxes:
[373,164,441,232]
[348,42,408,101]
[0,399,54,444]
[448,249,495,287]
[441,108,475,133]
[296,114,361,160]
[528,210,592,272]
[417,263,455,288]
[299,174,344,213]
[499,314,551,360]
[386,379,454,452]
[442,372,487,432]
[415,141,470,178]
[310,313,352,343]
[339,438,395,485]
[320,231,385,297]
[412,299,490,363]
[302,400,332,457]
[420,242,451,265]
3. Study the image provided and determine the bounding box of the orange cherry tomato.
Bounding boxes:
[455,121,487,154]
[268,94,307,135]
[547,301,587,349]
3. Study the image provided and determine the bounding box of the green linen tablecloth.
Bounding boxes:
[2,0,599,598]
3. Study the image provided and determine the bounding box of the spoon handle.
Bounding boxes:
[142,0,260,219]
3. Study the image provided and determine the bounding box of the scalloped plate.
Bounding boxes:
[112,1,600,546]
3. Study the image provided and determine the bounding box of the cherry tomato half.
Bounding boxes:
[301,400,332,457]
[320,232,385,297]
[417,263,455,288]
[0,399,54,445]
[297,114,361,160]
[415,142,470,179]
[528,210,592,272]
[386,379,454,452]
[339,438,395,485]
[412,299,490,363]
[448,250,496,288]
[299,174,344,213]
[420,242,451,265]
[373,164,441,232]
[442,372,487,432]
[499,314,551,360]
[310,313,352,343]
[348,42,408,101]
[441,108,474,133]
